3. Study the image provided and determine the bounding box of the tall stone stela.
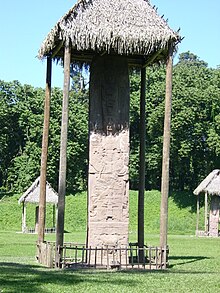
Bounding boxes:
[87,56,130,264]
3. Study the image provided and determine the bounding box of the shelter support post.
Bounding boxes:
[56,44,71,267]
[160,45,173,248]
[204,191,208,233]
[35,206,39,233]
[38,56,52,244]
[196,194,200,235]
[138,67,146,260]
[53,205,56,228]
[22,203,27,233]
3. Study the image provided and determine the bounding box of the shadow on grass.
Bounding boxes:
[118,256,213,275]
[170,191,198,212]
[0,191,14,200]
[169,255,211,267]
[1,259,217,293]
[116,255,212,275]
[118,268,216,275]
[0,262,135,293]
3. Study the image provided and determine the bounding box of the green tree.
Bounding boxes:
[171,53,218,190]
[129,52,220,191]
[206,68,220,167]
[1,51,220,194]
[0,80,88,193]
[6,83,45,191]
[0,81,26,188]
[178,51,208,67]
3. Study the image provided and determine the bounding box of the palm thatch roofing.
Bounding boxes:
[18,177,58,205]
[38,0,181,65]
[193,170,220,196]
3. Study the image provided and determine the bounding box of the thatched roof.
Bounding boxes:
[193,170,220,196]
[18,177,58,204]
[38,0,181,65]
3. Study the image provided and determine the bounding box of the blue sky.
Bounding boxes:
[0,0,219,88]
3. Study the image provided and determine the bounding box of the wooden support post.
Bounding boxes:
[52,204,56,228]
[22,203,27,233]
[38,56,52,244]
[196,194,200,235]
[35,206,39,233]
[160,45,173,248]
[204,191,208,233]
[138,67,146,260]
[56,44,71,267]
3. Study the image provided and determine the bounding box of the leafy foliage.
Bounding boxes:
[1,51,220,193]
[0,81,88,193]
[129,52,220,191]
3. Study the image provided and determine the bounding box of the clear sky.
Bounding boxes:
[0,0,219,88]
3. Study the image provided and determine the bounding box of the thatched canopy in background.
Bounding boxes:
[18,177,58,205]
[38,0,181,65]
[193,170,220,196]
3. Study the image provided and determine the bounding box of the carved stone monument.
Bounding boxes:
[87,56,130,264]
[209,196,220,237]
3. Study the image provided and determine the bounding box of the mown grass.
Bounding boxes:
[0,231,220,292]
[1,190,214,292]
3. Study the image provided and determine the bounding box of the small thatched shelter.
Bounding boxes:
[18,177,58,233]
[194,169,220,237]
[37,0,181,268]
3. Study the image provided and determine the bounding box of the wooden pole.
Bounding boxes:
[22,202,24,232]
[52,204,56,228]
[138,67,146,256]
[38,56,52,244]
[204,191,208,233]
[196,194,200,235]
[56,44,71,266]
[160,45,173,248]
[35,206,39,233]
[22,202,26,233]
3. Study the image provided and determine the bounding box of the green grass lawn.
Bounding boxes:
[0,190,217,292]
[0,231,220,292]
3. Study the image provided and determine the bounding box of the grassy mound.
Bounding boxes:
[0,190,201,235]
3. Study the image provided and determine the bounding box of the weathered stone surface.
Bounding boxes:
[87,55,130,265]
[89,56,129,134]
[209,196,220,237]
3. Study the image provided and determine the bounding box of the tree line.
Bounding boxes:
[1,52,220,193]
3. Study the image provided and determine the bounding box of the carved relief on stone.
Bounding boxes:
[87,55,130,265]
[209,196,220,237]
[89,172,129,222]
[88,223,129,247]
[89,132,129,175]
[89,56,129,135]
